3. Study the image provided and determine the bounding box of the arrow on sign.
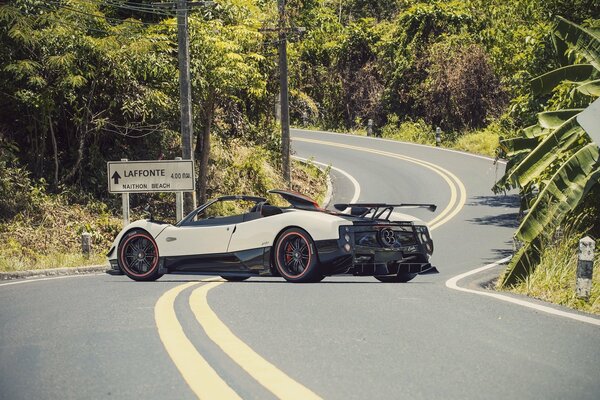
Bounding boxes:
[112,171,122,184]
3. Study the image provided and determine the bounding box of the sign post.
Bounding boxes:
[107,159,195,225]
[175,157,184,221]
[120,158,130,226]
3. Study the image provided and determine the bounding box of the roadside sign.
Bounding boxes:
[577,97,600,147]
[107,159,195,193]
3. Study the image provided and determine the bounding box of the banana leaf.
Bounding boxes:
[500,239,541,287]
[522,124,550,138]
[530,64,596,96]
[553,16,600,70]
[515,143,600,243]
[505,117,585,188]
[492,152,528,194]
[537,109,584,129]
[500,137,540,157]
[576,79,600,97]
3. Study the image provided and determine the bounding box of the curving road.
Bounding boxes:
[1,129,599,400]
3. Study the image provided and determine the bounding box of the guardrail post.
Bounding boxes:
[82,232,91,259]
[576,236,595,300]
[121,158,130,227]
[175,157,184,221]
[367,119,373,136]
[435,127,442,146]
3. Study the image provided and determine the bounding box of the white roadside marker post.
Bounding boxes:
[435,127,442,146]
[121,158,130,227]
[82,232,91,259]
[175,157,184,221]
[576,236,595,300]
[367,119,373,137]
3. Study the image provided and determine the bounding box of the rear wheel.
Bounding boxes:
[375,272,417,283]
[274,228,322,283]
[118,230,163,282]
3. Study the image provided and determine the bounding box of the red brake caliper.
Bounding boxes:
[285,242,293,263]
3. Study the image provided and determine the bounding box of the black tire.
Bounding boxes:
[220,275,250,282]
[375,273,418,283]
[274,228,322,283]
[118,229,163,282]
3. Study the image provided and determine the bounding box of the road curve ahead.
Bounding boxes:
[1,129,599,400]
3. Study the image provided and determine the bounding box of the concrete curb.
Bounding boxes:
[0,264,109,281]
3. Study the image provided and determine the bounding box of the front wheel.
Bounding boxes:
[118,230,163,282]
[375,272,417,283]
[274,228,322,283]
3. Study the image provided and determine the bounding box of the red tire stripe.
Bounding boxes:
[119,233,159,278]
[276,232,312,279]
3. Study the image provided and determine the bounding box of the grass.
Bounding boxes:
[0,197,122,273]
[500,235,600,315]
[451,129,500,157]
[0,252,106,272]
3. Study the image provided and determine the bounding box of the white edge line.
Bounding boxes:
[292,128,507,164]
[292,156,361,203]
[0,273,104,287]
[446,257,600,326]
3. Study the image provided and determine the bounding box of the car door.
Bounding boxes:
[157,217,238,257]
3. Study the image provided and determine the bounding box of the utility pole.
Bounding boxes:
[176,0,196,213]
[278,0,291,185]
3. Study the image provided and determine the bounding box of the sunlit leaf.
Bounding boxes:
[537,109,584,129]
[530,64,596,96]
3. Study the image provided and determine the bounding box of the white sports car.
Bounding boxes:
[106,190,437,283]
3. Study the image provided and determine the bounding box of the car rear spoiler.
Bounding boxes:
[333,203,437,220]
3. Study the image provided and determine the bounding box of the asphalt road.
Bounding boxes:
[1,129,599,400]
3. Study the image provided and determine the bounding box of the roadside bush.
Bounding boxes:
[419,41,508,132]
[0,193,121,272]
[451,122,505,157]
[381,115,435,145]
[0,137,41,221]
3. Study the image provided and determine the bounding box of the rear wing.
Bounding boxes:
[333,203,437,220]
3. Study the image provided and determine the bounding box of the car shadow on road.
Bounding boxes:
[108,278,436,285]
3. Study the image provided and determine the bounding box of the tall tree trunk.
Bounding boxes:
[60,125,85,184]
[195,98,214,204]
[48,115,59,186]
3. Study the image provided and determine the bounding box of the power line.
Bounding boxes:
[11,4,156,38]
[44,0,181,27]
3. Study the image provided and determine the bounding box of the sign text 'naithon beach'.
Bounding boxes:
[107,160,195,193]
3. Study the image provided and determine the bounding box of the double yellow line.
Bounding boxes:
[294,137,467,231]
[155,280,321,400]
[154,137,467,399]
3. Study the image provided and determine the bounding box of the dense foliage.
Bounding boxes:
[287,0,600,135]
[0,0,278,207]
